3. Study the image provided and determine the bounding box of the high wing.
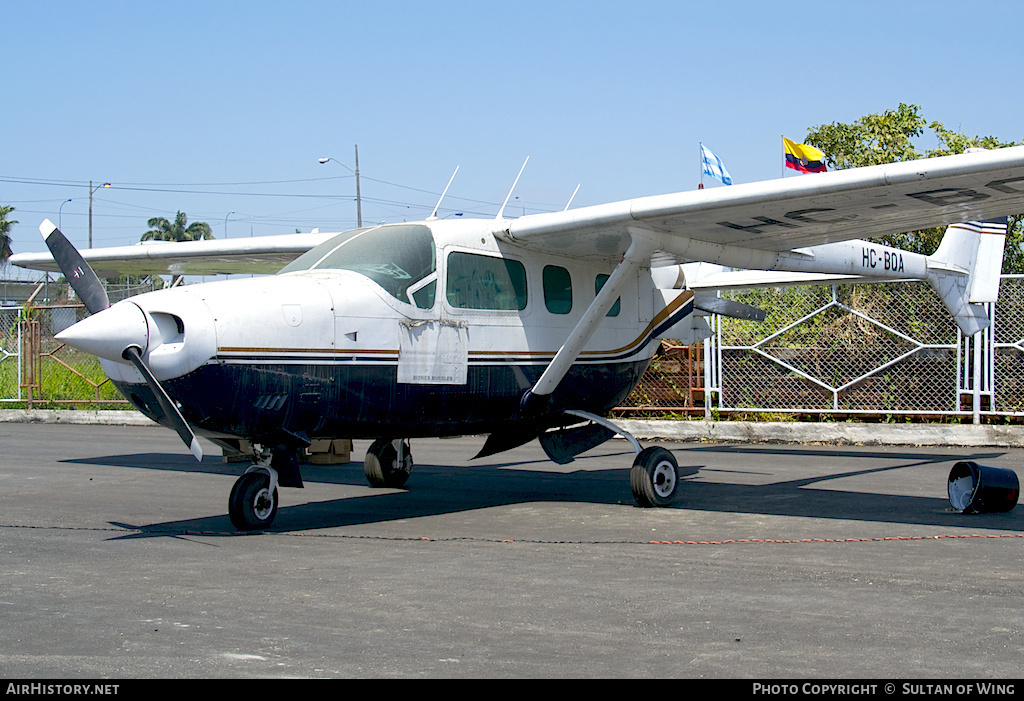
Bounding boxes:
[10,232,334,277]
[501,147,1024,414]
[500,146,1024,264]
[12,147,1024,278]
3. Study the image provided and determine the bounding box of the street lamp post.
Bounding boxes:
[224,211,235,238]
[318,144,362,227]
[58,198,72,230]
[88,181,110,248]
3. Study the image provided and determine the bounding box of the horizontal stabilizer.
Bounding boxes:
[692,292,766,321]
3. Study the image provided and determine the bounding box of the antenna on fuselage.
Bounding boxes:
[496,157,529,219]
[564,183,581,211]
[428,166,460,220]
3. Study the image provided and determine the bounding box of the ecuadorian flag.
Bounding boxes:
[783,137,827,173]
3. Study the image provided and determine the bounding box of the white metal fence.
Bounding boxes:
[703,276,1024,423]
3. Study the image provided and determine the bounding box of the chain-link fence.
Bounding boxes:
[615,277,1024,423]
[715,281,965,414]
[0,306,22,402]
[0,276,163,407]
[992,276,1024,413]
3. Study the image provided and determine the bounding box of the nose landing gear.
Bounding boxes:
[228,467,279,531]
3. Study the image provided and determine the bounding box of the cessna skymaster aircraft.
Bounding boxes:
[12,146,1024,530]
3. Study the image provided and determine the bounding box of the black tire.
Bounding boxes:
[364,438,413,488]
[228,472,279,530]
[630,446,679,507]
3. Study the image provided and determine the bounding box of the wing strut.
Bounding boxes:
[520,229,660,414]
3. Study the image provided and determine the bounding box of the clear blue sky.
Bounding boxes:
[4,0,1023,258]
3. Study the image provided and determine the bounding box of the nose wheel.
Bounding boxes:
[229,470,279,531]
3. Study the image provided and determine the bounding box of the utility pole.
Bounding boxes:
[318,146,362,227]
[354,144,362,228]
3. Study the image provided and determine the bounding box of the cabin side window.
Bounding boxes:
[543,265,572,314]
[595,274,621,317]
[446,252,527,311]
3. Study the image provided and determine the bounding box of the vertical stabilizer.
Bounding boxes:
[927,219,1007,335]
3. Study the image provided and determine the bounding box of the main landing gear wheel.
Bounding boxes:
[229,471,279,530]
[630,446,679,508]
[364,438,413,488]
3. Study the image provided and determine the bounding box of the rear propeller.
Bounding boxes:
[40,219,204,461]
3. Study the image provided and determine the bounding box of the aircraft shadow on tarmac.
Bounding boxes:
[63,444,1024,538]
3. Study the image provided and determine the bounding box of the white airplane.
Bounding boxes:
[12,146,1024,530]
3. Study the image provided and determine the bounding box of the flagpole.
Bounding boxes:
[781,135,785,178]
[699,142,704,189]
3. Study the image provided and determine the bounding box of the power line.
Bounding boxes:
[0,174,349,187]
[1,172,574,218]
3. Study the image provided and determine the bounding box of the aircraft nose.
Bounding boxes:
[56,301,150,363]
[58,289,219,381]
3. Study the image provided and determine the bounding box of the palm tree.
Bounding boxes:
[141,211,213,242]
[0,205,17,264]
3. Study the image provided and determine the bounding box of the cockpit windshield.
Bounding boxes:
[280,224,436,307]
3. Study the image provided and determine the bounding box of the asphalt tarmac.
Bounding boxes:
[1,423,1022,679]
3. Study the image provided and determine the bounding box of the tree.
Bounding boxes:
[0,204,17,264]
[141,211,214,242]
[804,104,1024,272]
[804,103,926,171]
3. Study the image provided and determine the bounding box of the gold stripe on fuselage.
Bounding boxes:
[216,289,694,362]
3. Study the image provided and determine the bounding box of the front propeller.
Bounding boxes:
[40,219,110,315]
[40,219,204,461]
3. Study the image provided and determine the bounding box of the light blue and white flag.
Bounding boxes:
[700,143,733,185]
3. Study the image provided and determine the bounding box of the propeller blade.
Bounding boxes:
[123,347,204,462]
[38,219,109,315]
[37,218,202,462]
